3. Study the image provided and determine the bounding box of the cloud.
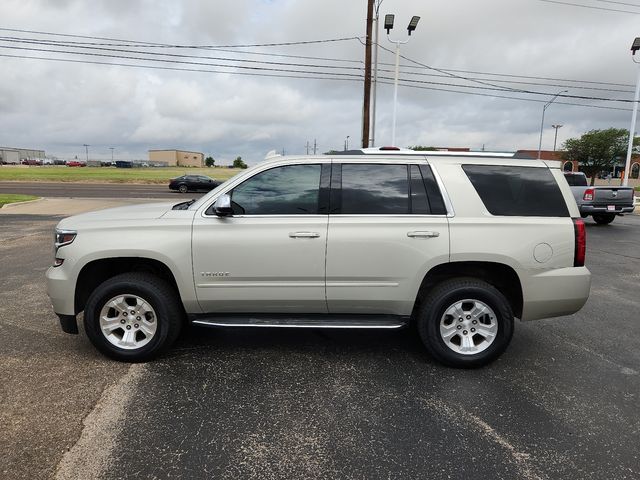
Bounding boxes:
[0,0,638,163]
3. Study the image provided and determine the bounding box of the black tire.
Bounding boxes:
[178,184,188,193]
[416,278,514,368]
[592,213,615,225]
[84,272,183,362]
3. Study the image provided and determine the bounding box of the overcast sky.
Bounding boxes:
[0,0,638,164]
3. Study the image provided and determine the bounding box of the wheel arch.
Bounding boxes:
[75,257,182,315]
[414,261,523,319]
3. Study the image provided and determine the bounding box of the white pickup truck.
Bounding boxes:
[563,172,635,224]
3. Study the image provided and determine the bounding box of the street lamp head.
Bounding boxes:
[407,16,420,36]
[632,37,640,55]
[384,14,395,34]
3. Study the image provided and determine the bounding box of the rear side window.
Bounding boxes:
[341,164,408,214]
[462,165,569,217]
[333,163,447,215]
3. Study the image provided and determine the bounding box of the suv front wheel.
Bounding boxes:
[416,278,514,368]
[84,273,183,362]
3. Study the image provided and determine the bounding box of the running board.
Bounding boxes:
[191,314,409,329]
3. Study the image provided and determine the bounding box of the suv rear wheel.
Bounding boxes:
[84,273,183,362]
[416,278,514,368]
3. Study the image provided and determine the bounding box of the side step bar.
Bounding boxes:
[191,314,409,329]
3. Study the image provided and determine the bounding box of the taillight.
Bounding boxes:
[583,188,594,201]
[573,218,586,267]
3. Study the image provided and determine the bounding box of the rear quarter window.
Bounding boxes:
[462,165,569,217]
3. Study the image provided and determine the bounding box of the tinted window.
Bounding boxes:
[410,165,430,214]
[341,164,409,214]
[463,165,569,217]
[564,173,587,187]
[419,165,447,215]
[231,164,321,215]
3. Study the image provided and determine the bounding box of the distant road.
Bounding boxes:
[0,182,205,199]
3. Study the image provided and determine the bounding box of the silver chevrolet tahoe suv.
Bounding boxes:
[46,148,591,368]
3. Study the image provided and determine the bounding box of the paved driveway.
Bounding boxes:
[1,211,639,480]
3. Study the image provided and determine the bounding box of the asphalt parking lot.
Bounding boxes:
[1,208,639,480]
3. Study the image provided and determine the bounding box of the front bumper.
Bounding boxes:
[521,266,591,321]
[46,265,76,316]
[580,205,635,215]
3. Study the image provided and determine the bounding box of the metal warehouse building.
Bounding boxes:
[148,149,204,167]
[0,146,46,164]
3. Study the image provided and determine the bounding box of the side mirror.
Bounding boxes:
[213,194,233,217]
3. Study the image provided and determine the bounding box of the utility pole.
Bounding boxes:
[109,147,115,162]
[83,144,90,163]
[306,141,310,155]
[551,125,563,151]
[313,139,317,155]
[361,0,374,148]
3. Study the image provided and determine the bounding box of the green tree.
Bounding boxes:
[409,145,438,151]
[562,128,638,185]
[205,156,215,167]
[233,156,248,169]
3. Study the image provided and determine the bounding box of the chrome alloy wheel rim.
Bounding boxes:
[439,299,498,355]
[99,295,157,350]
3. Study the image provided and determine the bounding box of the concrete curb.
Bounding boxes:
[0,197,44,209]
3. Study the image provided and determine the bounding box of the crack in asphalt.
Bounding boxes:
[54,364,147,480]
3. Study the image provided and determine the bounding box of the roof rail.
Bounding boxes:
[334,147,515,158]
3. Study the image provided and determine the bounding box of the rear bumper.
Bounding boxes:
[521,266,591,321]
[581,205,634,215]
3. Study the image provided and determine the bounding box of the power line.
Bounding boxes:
[2,51,632,113]
[0,37,364,71]
[594,0,640,7]
[0,27,362,48]
[387,63,635,88]
[375,43,638,103]
[0,52,364,82]
[0,44,364,78]
[4,40,636,104]
[4,27,633,90]
[391,81,633,111]
[7,35,634,94]
[535,0,640,14]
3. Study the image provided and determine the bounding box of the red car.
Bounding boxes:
[66,161,86,167]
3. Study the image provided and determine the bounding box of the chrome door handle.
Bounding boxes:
[289,232,320,238]
[407,231,440,238]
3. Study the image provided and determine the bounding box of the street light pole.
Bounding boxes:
[622,37,640,187]
[552,125,563,151]
[370,0,382,147]
[537,90,567,160]
[83,144,90,163]
[109,147,115,163]
[386,14,419,147]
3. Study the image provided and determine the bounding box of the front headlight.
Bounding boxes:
[54,228,77,262]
